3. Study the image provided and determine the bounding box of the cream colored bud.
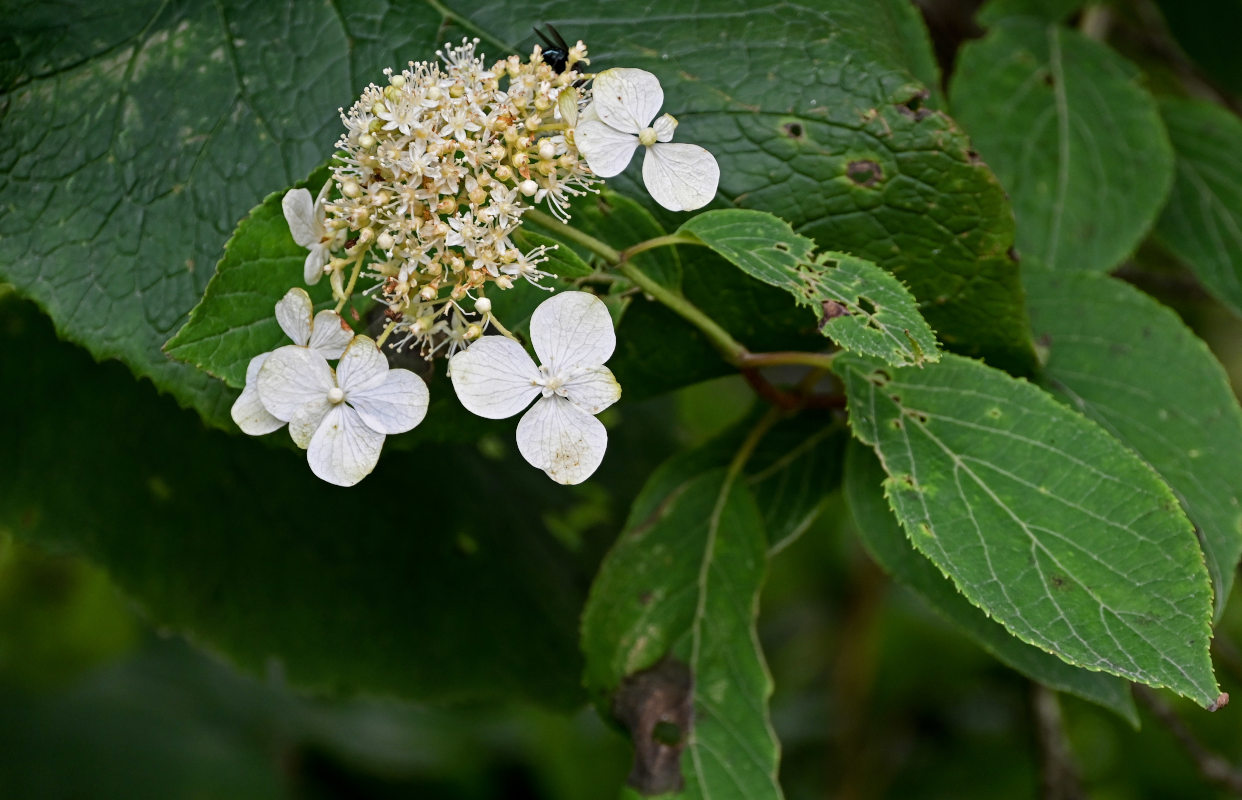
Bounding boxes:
[475,297,492,314]
[358,228,375,243]
[512,151,530,168]
[389,74,406,88]
[465,324,482,340]
[469,187,487,206]
[371,101,387,116]
[373,190,391,206]
[426,86,442,101]
[436,197,457,214]
[419,286,437,301]
[341,179,362,198]
[538,140,556,160]
[519,179,539,197]
[534,96,551,111]
[384,85,399,101]
[451,284,468,300]
[496,276,514,289]
[377,232,395,251]
[359,133,376,149]
[449,84,465,98]
[494,165,513,181]
[449,256,466,273]
[368,118,384,133]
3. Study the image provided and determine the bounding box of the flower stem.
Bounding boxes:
[619,232,699,260]
[523,206,839,375]
[613,260,750,364]
[525,208,620,262]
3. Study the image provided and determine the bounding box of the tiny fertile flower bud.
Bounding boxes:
[358,228,375,244]
[465,323,482,339]
[389,73,406,88]
[419,286,437,301]
[341,179,361,198]
[436,197,457,214]
[359,133,376,149]
[475,297,492,314]
[371,101,387,116]
[519,179,539,197]
[377,232,395,250]
[495,165,513,181]
[449,255,466,273]
[512,151,530,168]
[426,86,442,101]
[469,186,487,206]
[538,140,556,160]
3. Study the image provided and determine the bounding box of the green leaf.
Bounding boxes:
[949,20,1173,273]
[844,441,1139,725]
[834,352,1220,707]
[511,228,594,278]
[1154,97,1242,318]
[629,410,847,551]
[582,466,780,799]
[679,209,939,366]
[1,0,1034,430]
[1,296,589,709]
[164,167,339,388]
[1025,265,1242,619]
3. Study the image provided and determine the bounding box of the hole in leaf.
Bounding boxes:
[783,121,804,139]
[773,242,791,252]
[652,720,683,746]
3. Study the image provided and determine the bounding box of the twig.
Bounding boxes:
[1032,684,1086,800]
[1133,685,1242,794]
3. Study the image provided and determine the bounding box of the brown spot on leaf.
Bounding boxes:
[1209,692,1231,712]
[782,121,804,139]
[847,159,883,187]
[613,658,693,796]
[819,299,850,330]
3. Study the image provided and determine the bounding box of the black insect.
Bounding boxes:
[533,24,573,74]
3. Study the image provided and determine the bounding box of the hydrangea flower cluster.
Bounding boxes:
[319,36,597,356]
[233,37,721,486]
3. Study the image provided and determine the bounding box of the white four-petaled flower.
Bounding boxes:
[283,183,341,285]
[450,291,621,484]
[575,68,720,212]
[231,288,354,435]
[257,336,429,487]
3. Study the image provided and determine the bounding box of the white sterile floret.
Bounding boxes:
[450,291,621,485]
[256,336,429,487]
[231,288,355,436]
[575,68,720,212]
[283,182,341,285]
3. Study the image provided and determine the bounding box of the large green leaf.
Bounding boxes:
[582,466,780,798]
[0,295,589,708]
[0,0,1033,432]
[1154,97,1242,318]
[949,19,1173,273]
[835,352,1220,707]
[679,209,939,367]
[845,441,1139,725]
[1025,265,1242,619]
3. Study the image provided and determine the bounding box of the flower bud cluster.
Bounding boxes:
[317,37,597,358]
